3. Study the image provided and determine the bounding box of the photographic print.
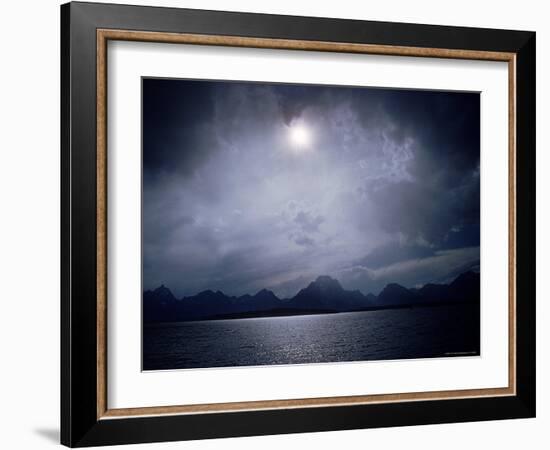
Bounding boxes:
[142,78,481,371]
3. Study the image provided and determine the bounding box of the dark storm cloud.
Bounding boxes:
[337,247,480,295]
[358,241,436,270]
[294,210,324,233]
[354,89,481,246]
[142,78,217,178]
[142,78,480,297]
[365,171,480,248]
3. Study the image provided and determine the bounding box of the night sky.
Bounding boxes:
[142,78,480,298]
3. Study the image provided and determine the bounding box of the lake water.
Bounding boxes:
[143,303,480,370]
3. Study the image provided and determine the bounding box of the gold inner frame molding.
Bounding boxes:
[96,28,517,420]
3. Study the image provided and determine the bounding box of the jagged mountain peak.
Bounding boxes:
[380,283,409,293]
[143,270,479,323]
[195,289,227,301]
[377,282,417,305]
[149,284,176,302]
[308,275,344,291]
[153,284,170,293]
[254,288,278,299]
[315,274,338,283]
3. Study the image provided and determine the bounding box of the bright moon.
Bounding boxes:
[289,124,311,149]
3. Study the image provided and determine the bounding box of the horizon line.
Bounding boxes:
[144,270,480,301]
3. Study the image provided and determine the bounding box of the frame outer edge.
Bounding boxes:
[514,32,536,416]
[60,2,72,446]
[63,2,103,447]
[61,2,536,446]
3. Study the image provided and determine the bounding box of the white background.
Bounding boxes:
[0,0,547,449]
[108,41,509,409]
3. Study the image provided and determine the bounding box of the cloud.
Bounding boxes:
[268,274,314,299]
[338,247,480,294]
[293,233,315,247]
[142,78,480,297]
[294,210,324,233]
[142,79,218,179]
[358,241,435,270]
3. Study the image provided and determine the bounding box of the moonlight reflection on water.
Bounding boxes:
[143,304,480,371]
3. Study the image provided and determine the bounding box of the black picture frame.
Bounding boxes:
[61,1,535,447]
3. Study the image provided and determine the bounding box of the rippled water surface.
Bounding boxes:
[143,304,479,370]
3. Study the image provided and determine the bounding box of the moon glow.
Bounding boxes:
[289,123,311,149]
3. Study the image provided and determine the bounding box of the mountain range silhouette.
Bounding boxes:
[143,271,480,323]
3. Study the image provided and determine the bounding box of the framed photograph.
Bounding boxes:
[61,2,536,447]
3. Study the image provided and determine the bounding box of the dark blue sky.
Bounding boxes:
[143,78,480,298]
